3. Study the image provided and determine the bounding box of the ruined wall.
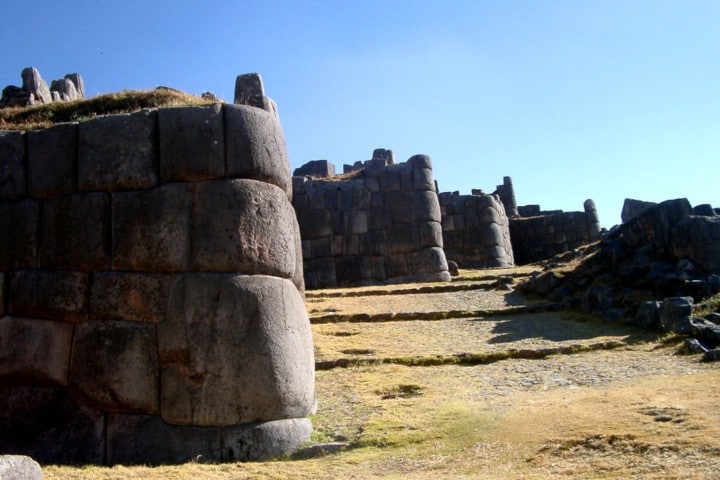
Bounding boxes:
[438,191,514,268]
[0,81,315,464]
[293,153,451,288]
[510,199,601,264]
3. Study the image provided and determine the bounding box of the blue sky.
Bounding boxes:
[2,0,718,226]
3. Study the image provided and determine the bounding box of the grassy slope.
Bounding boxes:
[0,89,213,130]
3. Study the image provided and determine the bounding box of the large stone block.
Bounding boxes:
[39,192,110,271]
[0,273,4,318]
[0,386,104,464]
[296,208,332,239]
[407,247,449,275]
[620,198,693,250]
[90,272,171,323]
[412,167,434,191]
[0,316,73,385]
[413,191,442,222]
[112,183,191,271]
[159,274,314,426]
[384,254,409,278]
[70,320,158,413]
[9,270,88,322]
[192,179,296,277]
[0,455,43,480]
[0,199,38,270]
[335,256,371,284]
[78,110,158,191]
[0,131,25,199]
[387,224,419,254]
[158,104,225,182]
[419,221,443,248]
[223,418,312,461]
[107,414,221,465]
[27,123,77,198]
[224,104,291,197]
[672,216,720,274]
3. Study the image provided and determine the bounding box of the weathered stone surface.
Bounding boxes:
[21,67,51,104]
[70,320,158,413]
[671,215,720,274]
[0,199,38,270]
[0,130,26,199]
[620,198,693,250]
[27,122,77,198]
[0,316,73,385]
[0,455,43,480]
[0,386,104,464]
[293,160,335,177]
[224,104,291,196]
[407,247,448,275]
[9,270,88,322]
[635,301,661,330]
[107,414,221,465]
[65,73,85,98]
[387,224,419,254]
[39,192,110,271]
[414,191,442,222]
[234,73,265,106]
[78,109,158,191]
[159,274,314,426]
[659,297,694,334]
[0,274,4,318]
[112,183,191,271]
[621,198,657,223]
[192,179,296,277]
[223,418,312,461]
[90,272,171,323]
[158,104,225,182]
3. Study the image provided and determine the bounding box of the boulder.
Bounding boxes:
[621,198,657,223]
[659,296,694,334]
[21,67,52,104]
[671,215,720,274]
[223,418,312,461]
[620,198,693,251]
[0,455,43,480]
[634,301,661,330]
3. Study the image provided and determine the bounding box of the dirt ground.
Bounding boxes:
[44,267,720,479]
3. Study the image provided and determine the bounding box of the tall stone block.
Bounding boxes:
[39,193,110,271]
[0,131,26,199]
[158,104,225,182]
[224,104,291,196]
[159,274,314,426]
[0,199,38,270]
[27,123,77,198]
[78,110,158,191]
[70,320,159,413]
[112,183,191,271]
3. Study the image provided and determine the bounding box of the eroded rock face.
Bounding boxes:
[1,68,85,107]
[672,215,720,274]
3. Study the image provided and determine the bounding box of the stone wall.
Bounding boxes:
[0,77,315,464]
[293,152,451,288]
[438,191,514,268]
[510,199,601,264]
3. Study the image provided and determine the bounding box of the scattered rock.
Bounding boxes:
[447,260,459,276]
[659,297,694,334]
[1,67,85,107]
[0,455,43,480]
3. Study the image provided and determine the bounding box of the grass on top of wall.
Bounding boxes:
[0,88,215,131]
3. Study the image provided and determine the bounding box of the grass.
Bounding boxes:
[42,267,720,479]
[0,88,215,130]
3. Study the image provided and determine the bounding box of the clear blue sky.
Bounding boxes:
[2,0,718,226]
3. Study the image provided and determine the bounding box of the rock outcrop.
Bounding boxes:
[1,67,85,107]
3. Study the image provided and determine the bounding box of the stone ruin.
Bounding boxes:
[509,199,601,265]
[0,74,315,464]
[1,67,85,107]
[438,189,514,268]
[292,149,451,288]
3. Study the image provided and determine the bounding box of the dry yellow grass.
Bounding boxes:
[43,268,720,479]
